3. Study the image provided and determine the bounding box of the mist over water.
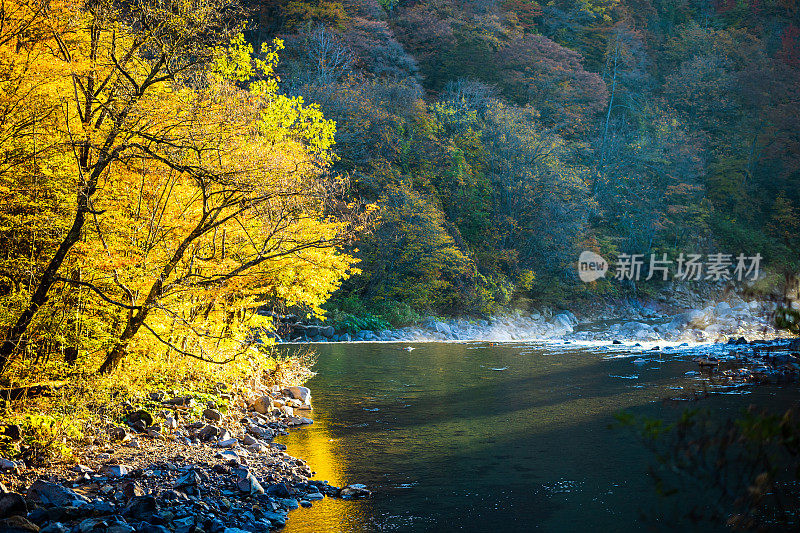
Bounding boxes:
[278,342,797,532]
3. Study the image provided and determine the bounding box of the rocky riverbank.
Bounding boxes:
[0,385,369,533]
[275,296,790,345]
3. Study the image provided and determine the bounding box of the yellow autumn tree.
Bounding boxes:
[0,0,368,378]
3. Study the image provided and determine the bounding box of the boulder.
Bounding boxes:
[559,311,579,325]
[120,481,146,500]
[163,416,177,430]
[122,495,158,522]
[174,470,200,489]
[251,396,273,415]
[127,410,153,427]
[282,386,311,403]
[27,480,90,507]
[107,426,129,442]
[248,425,274,441]
[338,484,371,499]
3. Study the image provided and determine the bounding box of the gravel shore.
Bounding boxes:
[0,385,369,533]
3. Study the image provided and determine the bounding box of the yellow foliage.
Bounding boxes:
[0,12,362,378]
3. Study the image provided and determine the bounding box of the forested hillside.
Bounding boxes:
[1,0,799,381]
[243,0,800,320]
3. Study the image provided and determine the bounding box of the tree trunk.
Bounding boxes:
[0,190,90,374]
[98,307,150,373]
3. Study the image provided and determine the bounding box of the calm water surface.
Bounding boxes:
[276,342,798,532]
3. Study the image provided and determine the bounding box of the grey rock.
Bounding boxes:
[162,396,195,407]
[236,470,264,494]
[28,480,91,507]
[127,410,153,427]
[0,458,18,471]
[217,450,241,463]
[245,443,266,453]
[163,416,178,430]
[120,481,146,500]
[279,498,299,510]
[339,484,371,499]
[107,525,135,533]
[87,499,114,513]
[282,386,311,403]
[247,426,274,440]
[261,511,287,526]
[305,492,324,500]
[134,524,169,533]
[551,314,574,333]
[122,495,157,521]
[101,464,129,477]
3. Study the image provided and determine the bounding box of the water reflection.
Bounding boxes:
[277,342,796,532]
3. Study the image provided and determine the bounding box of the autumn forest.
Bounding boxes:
[1,0,799,379]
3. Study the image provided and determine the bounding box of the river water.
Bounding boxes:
[276,341,797,532]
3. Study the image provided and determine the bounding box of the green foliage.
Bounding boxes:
[327,309,391,333]
[775,307,800,334]
[0,414,81,465]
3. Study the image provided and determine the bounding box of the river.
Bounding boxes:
[276,341,798,532]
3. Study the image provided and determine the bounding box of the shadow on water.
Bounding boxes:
[276,342,790,532]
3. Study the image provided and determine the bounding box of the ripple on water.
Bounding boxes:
[542,479,583,495]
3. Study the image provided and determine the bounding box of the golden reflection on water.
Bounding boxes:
[284,414,345,487]
[279,406,372,532]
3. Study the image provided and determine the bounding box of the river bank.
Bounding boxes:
[276,294,791,345]
[0,385,369,533]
